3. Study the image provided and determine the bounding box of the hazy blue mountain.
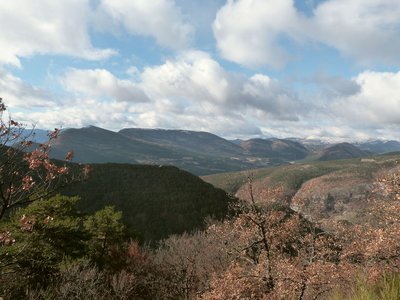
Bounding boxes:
[356,140,400,154]
[229,139,244,145]
[24,128,51,143]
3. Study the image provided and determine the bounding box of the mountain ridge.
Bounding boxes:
[44,125,400,175]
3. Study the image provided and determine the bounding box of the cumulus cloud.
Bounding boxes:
[331,71,400,125]
[61,68,149,103]
[135,51,307,136]
[313,0,400,66]
[13,99,136,130]
[242,74,303,120]
[97,0,194,49]
[141,51,230,104]
[313,73,361,97]
[140,51,302,120]
[53,50,302,137]
[213,0,400,68]
[0,0,115,67]
[0,69,57,108]
[213,0,305,68]
[5,51,400,141]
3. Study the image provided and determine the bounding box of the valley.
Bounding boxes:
[3,118,400,299]
[3,122,400,299]
[203,152,400,232]
[3,1,400,297]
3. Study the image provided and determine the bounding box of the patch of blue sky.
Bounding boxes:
[283,43,356,80]
[6,55,53,87]
[294,0,327,16]
[8,55,99,95]
[90,30,170,75]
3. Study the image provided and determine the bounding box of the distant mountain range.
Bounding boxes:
[355,140,400,154]
[48,126,269,175]
[40,125,400,175]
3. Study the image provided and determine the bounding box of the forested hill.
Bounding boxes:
[60,163,233,241]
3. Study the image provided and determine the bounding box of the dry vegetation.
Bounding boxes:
[1,98,400,299]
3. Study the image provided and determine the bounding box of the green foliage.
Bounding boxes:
[0,195,87,292]
[16,195,88,256]
[0,195,129,298]
[84,206,126,267]
[62,164,233,241]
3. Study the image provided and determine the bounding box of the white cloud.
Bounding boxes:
[242,74,303,120]
[0,69,57,108]
[140,51,302,120]
[213,0,304,68]
[5,52,400,141]
[97,0,194,49]
[313,0,400,65]
[14,99,136,130]
[331,71,400,125]
[313,73,361,97]
[141,51,230,104]
[61,68,149,103]
[52,51,301,137]
[213,0,400,68]
[0,0,115,67]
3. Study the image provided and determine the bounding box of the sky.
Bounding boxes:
[1,0,400,142]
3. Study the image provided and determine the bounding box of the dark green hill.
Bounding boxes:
[61,163,233,241]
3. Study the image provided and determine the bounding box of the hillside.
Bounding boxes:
[119,128,245,157]
[240,138,309,160]
[49,126,179,163]
[318,142,368,161]
[60,163,233,241]
[356,140,400,154]
[49,126,272,175]
[203,153,400,231]
[290,171,372,228]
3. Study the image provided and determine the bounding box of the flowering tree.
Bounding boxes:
[0,97,89,220]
